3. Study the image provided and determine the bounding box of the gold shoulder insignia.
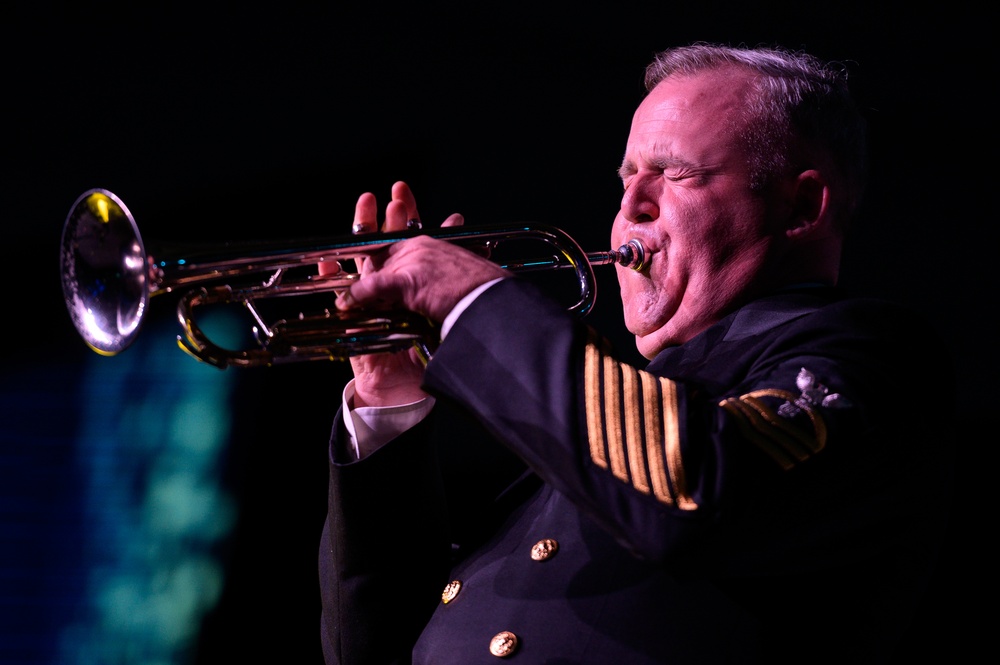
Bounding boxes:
[584,328,697,510]
[718,368,846,470]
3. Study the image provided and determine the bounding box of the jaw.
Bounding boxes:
[618,261,683,358]
[634,330,669,360]
[623,297,681,360]
[632,313,710,359]
[627,286,735,359]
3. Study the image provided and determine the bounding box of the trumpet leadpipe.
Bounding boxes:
[493,238,647,273]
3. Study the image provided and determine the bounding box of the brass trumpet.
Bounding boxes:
[60,188,646,369]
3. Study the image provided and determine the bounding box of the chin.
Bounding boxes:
[632,320,685,359]
[620,293,668,349]
[634,336,660,361]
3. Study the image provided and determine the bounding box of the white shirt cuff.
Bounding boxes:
[341,379,435,459]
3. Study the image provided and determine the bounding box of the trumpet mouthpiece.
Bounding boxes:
[593,239,646,271]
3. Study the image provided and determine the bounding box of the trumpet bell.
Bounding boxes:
[60,189,149,356]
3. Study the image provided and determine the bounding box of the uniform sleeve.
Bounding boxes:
[422,278,953,567]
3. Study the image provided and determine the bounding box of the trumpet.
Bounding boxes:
[60,188,647,369]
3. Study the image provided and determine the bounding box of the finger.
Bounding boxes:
[391,181,419,217]
[352,192,380,273]
[335,270,400,311]
[441,212,465,228]
[391,181,423,231]
[317,259,344,276]
[382,199,410,233]
[352,192,379,235]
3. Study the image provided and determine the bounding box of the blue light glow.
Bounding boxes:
[54,314,240,665]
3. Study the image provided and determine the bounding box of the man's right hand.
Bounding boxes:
[320,181,464,408]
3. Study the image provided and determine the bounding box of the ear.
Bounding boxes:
[784,169,830,238]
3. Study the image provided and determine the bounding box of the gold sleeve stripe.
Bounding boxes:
[718,388,828,470]
[603,350,628,482]
[583,330,698,511]
[660,378,696,510]
[585,333,607,469]
[621,365,650,494]
[641,372,672,504]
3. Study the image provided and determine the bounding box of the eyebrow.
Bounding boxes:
[618,154,691,180]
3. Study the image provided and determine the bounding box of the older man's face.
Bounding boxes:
[613,68,790,358]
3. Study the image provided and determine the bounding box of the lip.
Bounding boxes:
[616,254,653,281]
[611,220,659,273]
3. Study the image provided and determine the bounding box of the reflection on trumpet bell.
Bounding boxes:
[60,188,647,369]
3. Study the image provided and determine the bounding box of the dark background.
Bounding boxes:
[3,4,987,664]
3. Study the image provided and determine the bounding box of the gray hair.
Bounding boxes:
[645,43,869,226]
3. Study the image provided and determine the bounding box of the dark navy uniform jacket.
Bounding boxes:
[319,278,953,664]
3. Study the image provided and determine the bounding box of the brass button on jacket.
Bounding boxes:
[441,580,462,604]
[489,630,519,657]
[530,538,559,561]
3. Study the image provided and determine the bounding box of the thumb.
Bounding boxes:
[335,270,406,311]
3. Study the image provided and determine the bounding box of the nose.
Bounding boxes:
[620,173,660,223]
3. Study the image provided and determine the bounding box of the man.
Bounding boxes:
[318,43,953,664]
